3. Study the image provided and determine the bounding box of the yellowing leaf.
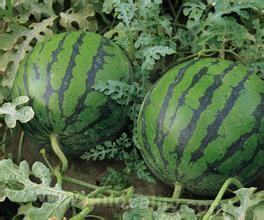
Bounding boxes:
[1,16,56,88]
[59,4,98,32]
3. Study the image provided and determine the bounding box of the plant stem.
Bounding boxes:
[17,130,24,163]
[85,215,105,220]
[175,4,184,24]
[1,130,7,156]
[172,182,182,199]
[62,174,240,207]
[176,49,246,64]
[50,133,68,173]
[70,206,94,220]
[100,12,111,25]
[202,177,243,220]
[87,186,112,198]
[168,0,177,19]
[40,148,54,172]
[135,193,239,207]
[63,175,99,190]
[80,187,134,207]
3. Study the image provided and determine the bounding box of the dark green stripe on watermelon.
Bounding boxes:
[176,62,237,168]
[58,32,85,115]
[190,68,253,162]
[43,32,70,107]
[63,37,110,130]
[12,31,132,155]
[139,91,172,183]
[154,60,198,166]
[191,92,264,185]
[136,58,264,195]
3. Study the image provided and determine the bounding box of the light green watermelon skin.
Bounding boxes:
[12,31,132,155]
[136,58,264,195]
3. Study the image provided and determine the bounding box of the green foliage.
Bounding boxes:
[0,0,100,93]
[176,0,264,69]
[101,149,156,188]
[122,188,264,220]
[0,159,73,219]
[82,133,156,187]
[59,1,99,32]
[92,80,145,106]
[1,17,55,88]
[103,0,176,83]
[0,159,134,219]
[81,132,132,161]
[0,96,34,128]
[219,188,264,219]
[123,149,156,184]
[123,198,197,220]
[101,167,130,189]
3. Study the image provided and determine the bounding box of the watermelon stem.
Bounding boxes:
[50,133,68,173]
[17,130,24,163]
[175,49,246,66]
[1,129,7,156]
[40,148,54,172]
[172,182,182,199]
[70,206,93,220]
[62,175,240,208]
[63,175,99,190]
[202,177,244,220]
[139,194,239,207]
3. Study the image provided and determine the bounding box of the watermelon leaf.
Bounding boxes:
[183,2,206,29]
[59,2,98,32]
[141,46,175,71]
[123,198,197,220]
[220,188,264,219]
[0,159,73,219]
[11,0,54,24]
[103,0,175,83]
[0,17,56,88]
[92,80,145,106]
[0,96,34,128]
[101,167,130,190]
[81,132,132,161]
[123,149,156,184]
[0,185,5,202]
[101,148,156,188]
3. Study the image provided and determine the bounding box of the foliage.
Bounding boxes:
[0,159,134,219]
[103,0,176,83]
[0,159,73,219]
[217,188,264,219]
[101,148,156,188]
[92,80,145,106]
[122,189,264,220]
[82,134,156,187]
[0,0,100,93]
[123,203,197,220]
[81,132,132,161]
[0,96,34,128]
[177,0,264,70]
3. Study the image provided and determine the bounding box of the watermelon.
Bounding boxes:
[12,31,132,155]
[136,58,264,195]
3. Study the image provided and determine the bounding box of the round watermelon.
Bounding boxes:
[136,58,264,195]
[12,31,132,155]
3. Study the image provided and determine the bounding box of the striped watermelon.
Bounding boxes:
[12,31,131,155]
[136,58,264,195]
